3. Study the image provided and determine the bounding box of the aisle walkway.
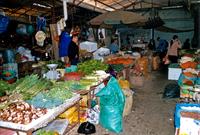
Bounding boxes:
[122,71,177,135]
[68,71,178,135]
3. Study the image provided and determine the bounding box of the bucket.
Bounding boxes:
[65,65,77,73]
[70,65,77,72]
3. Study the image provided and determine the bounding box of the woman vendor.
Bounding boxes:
[68,33,79,65]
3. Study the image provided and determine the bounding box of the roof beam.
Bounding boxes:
[124,0,140,9]
[95,0,116,10]
[67,0,107,13]
[142,0,165,7]
[112,0,125,8]
[76,0,84,6]
[19,8,33,17]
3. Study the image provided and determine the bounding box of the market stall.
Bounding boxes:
[0,94,80,135]
[177,50,200,102]
[0,59,114,134]
[172,49,200,135]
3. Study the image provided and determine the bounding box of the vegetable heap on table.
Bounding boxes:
[106,57,134,66]
[110,64,124,72]
[0,80,12,96]
[0,101,47,124]
[12,74,52,100]
[78,60,108,75]
[27,85,73,109]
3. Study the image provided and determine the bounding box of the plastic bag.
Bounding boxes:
[118,79,130,89]
[87,105,100,125]
[59,106,78,124]
[0,15,9,33]
[77,121,96,134]
[163,83,180,98]
[152,56,160,70]
[178,73,197,86]
[180,61,197,69]
[197,77,200,85]
[96,77,125,133]
[138,57,148,76]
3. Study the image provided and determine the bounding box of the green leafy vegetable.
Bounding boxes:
[78,60,108,75]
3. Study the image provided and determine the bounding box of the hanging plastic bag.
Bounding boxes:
[0,15,9,34]
[16,24,27,35]
[96,77,125,133]
[87,105,100,125]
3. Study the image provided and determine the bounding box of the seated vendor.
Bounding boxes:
[109,39,119,54]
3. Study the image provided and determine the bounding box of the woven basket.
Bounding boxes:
[129,76,144,87]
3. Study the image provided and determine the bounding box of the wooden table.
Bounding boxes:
[75,76,110,109]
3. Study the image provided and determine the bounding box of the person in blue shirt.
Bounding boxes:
[59,27,71,63]
[156,37,168,53]
[156,37,168,61]
[109,39,119,54]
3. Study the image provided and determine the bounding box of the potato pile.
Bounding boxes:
[0,102,47,124]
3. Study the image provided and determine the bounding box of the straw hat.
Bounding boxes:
[35,31,46,46]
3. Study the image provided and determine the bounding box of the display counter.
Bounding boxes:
[0,94,81,135]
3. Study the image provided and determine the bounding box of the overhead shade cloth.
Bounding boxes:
[156,25,193,33]
[89,10,147,28]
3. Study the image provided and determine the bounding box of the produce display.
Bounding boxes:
[110,64,124,72]
[0,101,47,124]
[178,53,200,102]
[27,85,73,109]
[0,80,12,96]
[106,57,134,66]
[36,130,59,135]
[64,72,82,81]
[131,64,143,76]
[12,74,52,100]
[78,60,108,75]
[0,58,110,134]
[47,86,73,101]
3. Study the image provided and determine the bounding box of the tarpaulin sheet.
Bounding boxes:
[156,25,193,33]
[174,103,200,128]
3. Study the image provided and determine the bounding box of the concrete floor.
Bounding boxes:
[67,70,178,135]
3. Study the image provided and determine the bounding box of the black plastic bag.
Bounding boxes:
[163,83,180,99]
[77,121,96,134]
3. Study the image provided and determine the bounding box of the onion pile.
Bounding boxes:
[0,102,47,124]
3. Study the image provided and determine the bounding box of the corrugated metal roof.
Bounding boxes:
[69,0,186,13]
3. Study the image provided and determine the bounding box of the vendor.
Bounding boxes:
[109,39,119,54]
[156,37,168,60]
[59,27,71,64]
[68,33,79,65]
[167,35,181,63]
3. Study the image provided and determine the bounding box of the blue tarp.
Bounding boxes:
[174,103,200,128]
[0,15,9,33]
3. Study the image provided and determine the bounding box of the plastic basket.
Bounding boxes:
[65,65,77,73]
